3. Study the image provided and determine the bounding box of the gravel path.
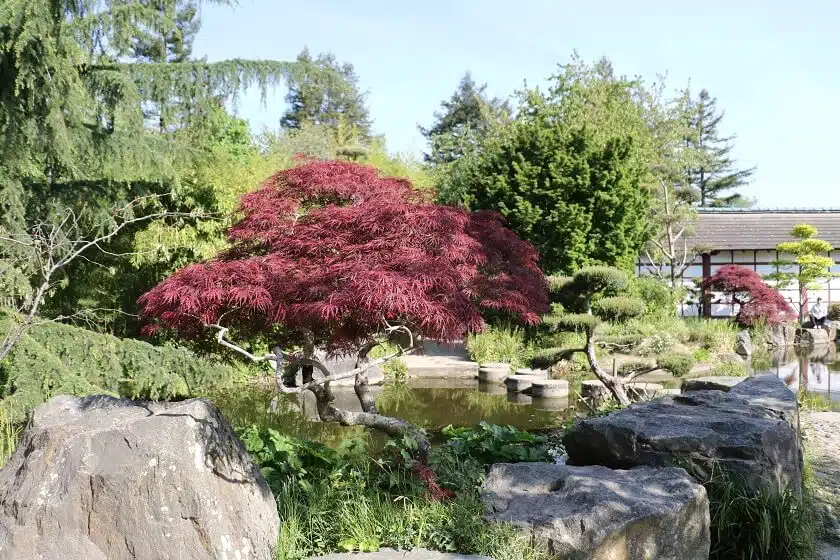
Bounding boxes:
[804,412,840,558]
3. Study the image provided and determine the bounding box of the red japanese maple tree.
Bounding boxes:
[139,159,549,441]
[701,265,795,326]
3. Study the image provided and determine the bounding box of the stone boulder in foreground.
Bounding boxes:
[0,395,279,560]
[564,375,802,493]
[482,462,709,560]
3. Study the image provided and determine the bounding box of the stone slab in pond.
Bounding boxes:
[530,379,569,398]
[477,363,509,383]
[564,375,802,493]
[581,379,665,400]
[308,550,490,559]
[482,462,710,560]
[503,374,544,393]
[0,395,280,560]
[682,375,746,392]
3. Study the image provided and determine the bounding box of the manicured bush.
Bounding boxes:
[627,276,679,318]
[592,296,646,322]
[656,353,695,377]
[552,313,601,332]
[829,303,840,321]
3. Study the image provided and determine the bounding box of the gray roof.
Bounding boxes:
[692,209,840,251]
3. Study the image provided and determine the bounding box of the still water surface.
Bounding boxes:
[210,345,840,447]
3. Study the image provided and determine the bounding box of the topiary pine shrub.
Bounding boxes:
[702,265,795,327]
[545,266,693,405]
[139,159,549,452]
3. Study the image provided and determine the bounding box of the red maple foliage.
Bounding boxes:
[701,265,795,326]
[139,160,549,351]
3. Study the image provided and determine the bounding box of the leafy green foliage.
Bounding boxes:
[280,48,372,143]
[438,422,552,466]
[686,319,739,354]
[553,313,601,332]
[442,57,654,274]
[768,225,835,315]
[0,311,237,421]
[710,361,748,377]
[656,353,695,377]
[637,332,677,357]
[627,277,680,318]
[829,303,840,321]
[704,471,816,560]
[465,325,532,370]
[592,296,646,322]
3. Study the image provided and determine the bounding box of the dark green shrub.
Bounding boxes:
[552,313,601,332]
[531,347,574,368]
[656,353,695,377]
[599,333,644,352]
[829,303,840,321]
[0,311,237,421]
[628,277,679,317]
[592,296,646,322]
[573,266,629,295]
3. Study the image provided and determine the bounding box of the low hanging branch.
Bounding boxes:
[0,195,203,364]
[140,159,550,446]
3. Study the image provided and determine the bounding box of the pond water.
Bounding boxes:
[211,378,579,447]
[208,344,840,448]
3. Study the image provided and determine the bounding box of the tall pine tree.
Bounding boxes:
[419,72,510,165]
[280,48,372,143]
[683,89,755,207]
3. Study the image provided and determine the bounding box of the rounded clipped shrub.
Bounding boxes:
[829,303,840,321]
[531,347,573,369]
[656,352,695,377]
[592,296,646,322]
[572,266,629,295]
[628,277,678,317]
[553,313,601,332]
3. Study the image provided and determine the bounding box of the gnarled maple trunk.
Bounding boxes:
[583,330,631,406]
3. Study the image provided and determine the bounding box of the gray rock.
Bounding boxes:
[0,395,279,560]
[503,374,543,393]
[564,375,802,493]
[767,323,797,347]
[580,379,665,402]
[529,379,570,398]
[308,550,489,559]
[478,363,509,383]
[719,352,745,364]
[482,462,709,560]
[682,375,746,392]
[799,328,831,345]
[735,330,753,357]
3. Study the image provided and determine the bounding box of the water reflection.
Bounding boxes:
[207,377,573,448]
[762,344,840,403]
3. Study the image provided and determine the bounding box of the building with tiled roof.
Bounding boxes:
[636,209,840,317]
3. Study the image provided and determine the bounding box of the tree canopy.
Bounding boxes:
[441,58,654,274]
[703,265,794,326]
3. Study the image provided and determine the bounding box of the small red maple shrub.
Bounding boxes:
[702,265,795,326]
[139,159,549,351]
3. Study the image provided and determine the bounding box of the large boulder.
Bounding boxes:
[767,323,797,347]
[482,462,709,560]
[0,395,279,560]
[564,375,802,493]
[735,329,753,357]
[681,376,745,392]
[798,328,831,345]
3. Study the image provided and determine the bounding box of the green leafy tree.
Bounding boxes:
[419,72,511,166]
[280,48,372,143]
[445,56,654,274]
[766,224,835,321]
[548,266,693,405]
[682,89,755,207]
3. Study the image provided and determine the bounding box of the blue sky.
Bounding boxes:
[194,0,840,208]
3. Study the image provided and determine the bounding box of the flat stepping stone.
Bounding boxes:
[477,362,510,383]
[530,379,570,398]
[504,374,544,393]
[482,463,710,559]
[308,549,490,559]
[515,367,548,378]
[682,376,745,392]
[580,379,664,400]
